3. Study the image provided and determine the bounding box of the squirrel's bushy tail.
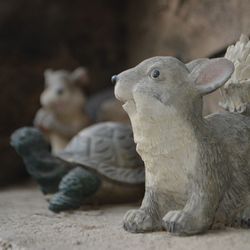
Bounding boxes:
[220,34,250,116]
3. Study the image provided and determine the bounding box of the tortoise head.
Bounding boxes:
[10,127,50,156]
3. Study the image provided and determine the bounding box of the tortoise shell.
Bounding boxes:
[56,122,144,184]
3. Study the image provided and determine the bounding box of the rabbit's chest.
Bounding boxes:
[127,97,198,198]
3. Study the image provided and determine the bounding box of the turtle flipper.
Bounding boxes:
[49,167,101,212]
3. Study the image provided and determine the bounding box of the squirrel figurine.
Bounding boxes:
[34,67,90,153]
[113,35,250,236]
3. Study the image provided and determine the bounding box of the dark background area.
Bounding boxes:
[1,0,250,185]
[0,0,128,185]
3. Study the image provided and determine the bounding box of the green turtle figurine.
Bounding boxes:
[10,122,144,212]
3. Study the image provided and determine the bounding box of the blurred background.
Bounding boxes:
[1,0,250,186]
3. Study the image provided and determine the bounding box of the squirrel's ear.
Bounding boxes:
[189,58,234,95]
[44,69,53,78]
[70,67,89,87]
[44,69,53,86]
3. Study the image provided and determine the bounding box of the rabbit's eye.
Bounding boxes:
[150,69,160,79]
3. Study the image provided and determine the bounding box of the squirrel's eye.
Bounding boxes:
[151,69,160,79]
[56,88,64,95]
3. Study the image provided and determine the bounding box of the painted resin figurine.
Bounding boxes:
[220,34,250,115]
[34,67,90,153]
[11,122,144,212]
[113,37,250,236]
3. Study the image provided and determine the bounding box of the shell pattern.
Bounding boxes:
[56,122,145,184]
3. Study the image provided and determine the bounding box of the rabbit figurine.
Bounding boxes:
[113,36,250,236]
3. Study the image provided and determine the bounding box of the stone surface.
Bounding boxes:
[0,183,250,250]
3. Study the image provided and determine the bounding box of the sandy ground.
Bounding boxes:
[0,182,250,250]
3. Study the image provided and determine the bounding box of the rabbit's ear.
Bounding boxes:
[70,67,89,87]
[189,58,234,95]
[186,58,209,72]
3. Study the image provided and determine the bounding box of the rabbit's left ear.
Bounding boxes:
[70,67,89,86]
[186,58,209,72]
[189,58,234,95]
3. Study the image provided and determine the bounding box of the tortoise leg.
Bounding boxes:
[48,167,101,212]
[23,154,72,195]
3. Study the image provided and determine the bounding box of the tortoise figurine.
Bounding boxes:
[10,122,145,212]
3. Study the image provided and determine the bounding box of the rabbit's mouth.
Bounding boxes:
[122,99,136,115]
[122,99,134,108]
